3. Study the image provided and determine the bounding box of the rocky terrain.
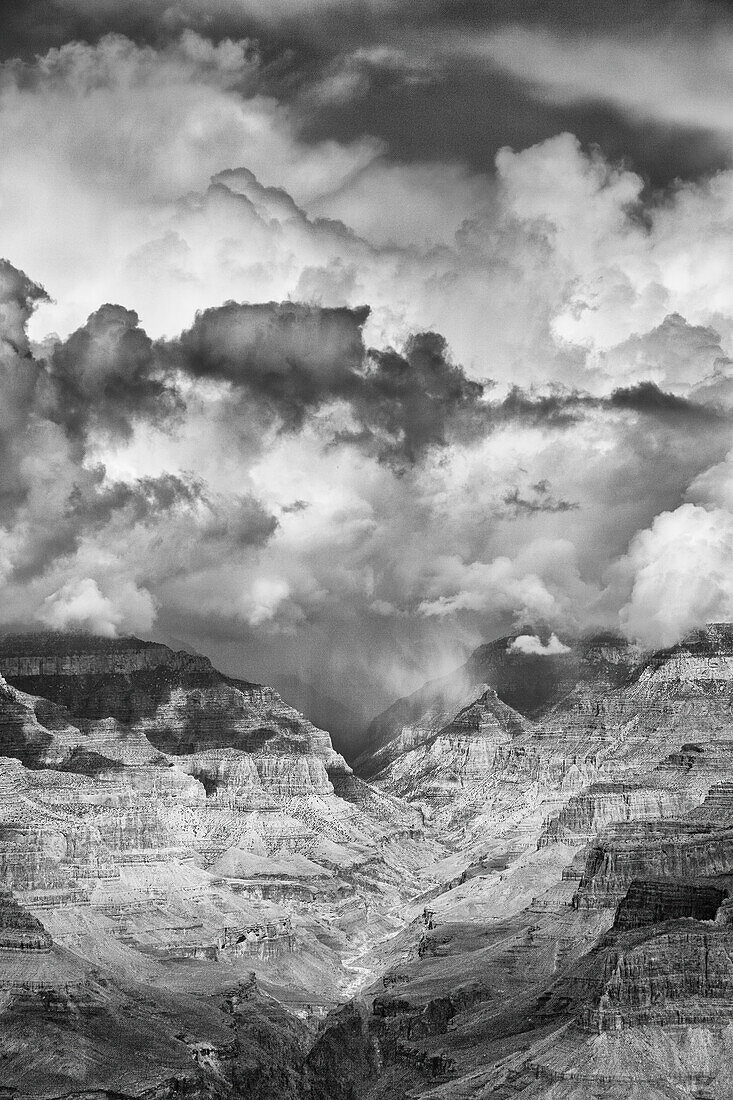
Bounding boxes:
[6,626,733,1097]
[325,624,733,1099]
[0,632,435,1097]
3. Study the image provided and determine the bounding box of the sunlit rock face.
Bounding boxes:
[8,624,733,1097]
[362,624,733,831]
[0,631,434,1096]
[368,688,531,808]
[356,630,642,779]
[0,636,418,874]
[322,624,733,1100]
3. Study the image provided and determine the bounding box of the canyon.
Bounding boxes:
[3,627,733,1097]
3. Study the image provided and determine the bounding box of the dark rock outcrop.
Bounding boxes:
[613,880,726,930]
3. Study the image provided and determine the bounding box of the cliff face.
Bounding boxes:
[363,688,531,807]
[0,632,432,1098]
[356,630,642,777]
[10,624,733,1098]
[331,623,733,1100]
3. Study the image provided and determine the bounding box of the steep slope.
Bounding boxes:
[321,624,733,1099]
[368,688,531,809]
[0,632,439,1098]
[10,625,733,1098]
[356,629,641,779]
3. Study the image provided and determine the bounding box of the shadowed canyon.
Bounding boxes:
[4,627,733,1097]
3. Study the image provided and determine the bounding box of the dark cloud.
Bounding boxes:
[0,0,730,189]
[171,300,369,428]
[357,332,487,462]
[497,386,587,428]
[502,482,580,516]
[168,298,733,468]
[65,472,204,530]
[0,261,278,603]
[0,259,49,353]
[199,496,279,547]
[498,381,725,430]
[1,249,733,708]
[43,304,180,440]
[608,381,725,422]
[8,460,279,586]
[10,472,197,584]
[0,261,54,515]
[171,304,489,463]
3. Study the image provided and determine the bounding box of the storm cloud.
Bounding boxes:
[2,0,733,727]
[1,237,733,722]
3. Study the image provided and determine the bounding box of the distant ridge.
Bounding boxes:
[355,626,643,776]
[0,631,163,656]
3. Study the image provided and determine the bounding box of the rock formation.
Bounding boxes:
[334,623,733,1099]
[0,631,432,1097]
[8,623,733,1097]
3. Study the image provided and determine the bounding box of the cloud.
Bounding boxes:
[2,22,733,707]
[54,0,408,32]
[171,300,370,428]
[39,576,156,637]
[417,540,594,627]
[459,24,733,136]
[43,304,179,440]
[352,332,488,463]
[601,314,729,393]
[309,158,489,248]
[3,39,733,415]
[0,32,381,338]
[0,259,49,352]
[619,503,733,648]
[0,259,283,645]
[502,482,579,516]
[607,381,724,424]
[3,231,733,710]
[170,305,493,463]
[507,632,571,656]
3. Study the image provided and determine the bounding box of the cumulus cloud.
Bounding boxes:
[0,32,380,338]
[507,632,571,656]
[0,258,283,645]
[2,18,733,712]
[0,30,728,387]
[39,577,155,637]
[619,504,733,648]
[601,314,730,394]
[3,39,733,413]
[3,224,733,713]
[44,304,178,440]
[417,540,595,627]
[171,300,370,428]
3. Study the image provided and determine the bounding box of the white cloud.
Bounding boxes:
[245,578,292,627]
[417,540,595,627]
[508,632,571,656]
[619,503,733,648]
[0,32,381,338]
[38,577,156,636]
[2,33,731,405]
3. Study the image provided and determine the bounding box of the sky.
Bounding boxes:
[2,0,733,747]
